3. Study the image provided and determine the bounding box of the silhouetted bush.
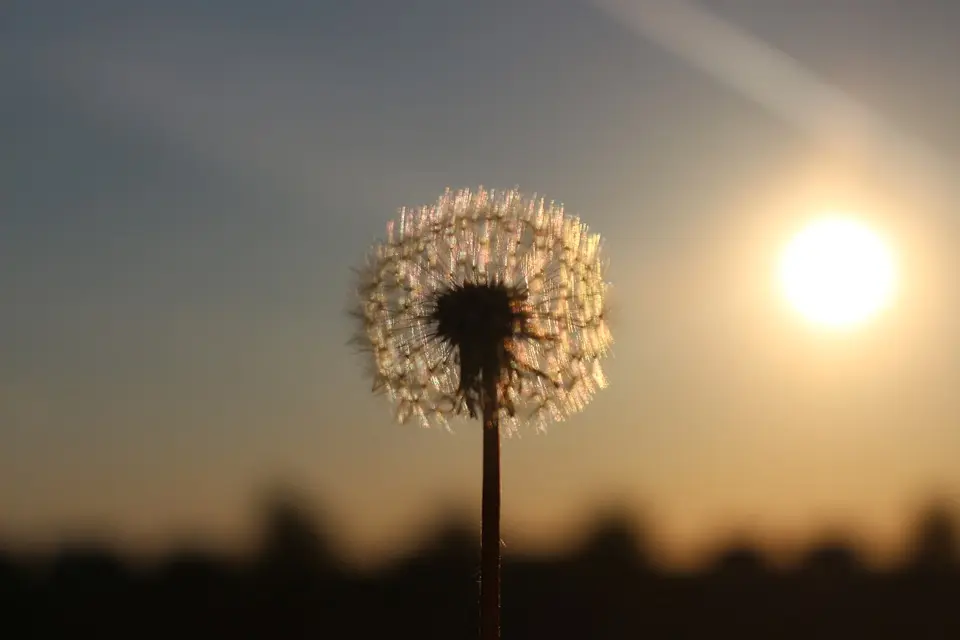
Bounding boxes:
[798,537,866,579]
[709,542,771,579]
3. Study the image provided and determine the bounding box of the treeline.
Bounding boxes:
[1,493,958,639]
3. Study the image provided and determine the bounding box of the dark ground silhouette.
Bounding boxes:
[2,492,958,639]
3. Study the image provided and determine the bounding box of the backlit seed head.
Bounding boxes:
[352,187,612,433]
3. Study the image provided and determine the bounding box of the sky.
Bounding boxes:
[3,0,960,568]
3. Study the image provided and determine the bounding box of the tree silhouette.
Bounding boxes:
[907,501,959,573]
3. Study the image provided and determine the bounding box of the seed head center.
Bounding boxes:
[433,282,523,350]
[431,281,529,415]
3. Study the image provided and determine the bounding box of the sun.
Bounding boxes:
[779,216,897,329]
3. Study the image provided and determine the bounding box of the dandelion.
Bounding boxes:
[352,187,612,639]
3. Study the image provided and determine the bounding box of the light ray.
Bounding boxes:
[592,0,958,193]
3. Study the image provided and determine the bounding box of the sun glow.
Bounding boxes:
[779,216,897,329]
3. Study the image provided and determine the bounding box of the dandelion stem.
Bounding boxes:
[480,367,501,640]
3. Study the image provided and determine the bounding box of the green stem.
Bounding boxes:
[480,370,501,640]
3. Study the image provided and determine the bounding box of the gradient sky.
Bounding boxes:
[4,0,960,567]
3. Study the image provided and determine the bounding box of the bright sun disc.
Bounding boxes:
[779,216,896,328]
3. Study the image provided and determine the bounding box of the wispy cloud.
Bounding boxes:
[592,0,958,196]
[37,34,335,204]
[30,25,431,225]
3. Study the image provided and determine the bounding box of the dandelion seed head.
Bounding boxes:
[353,187,612,433]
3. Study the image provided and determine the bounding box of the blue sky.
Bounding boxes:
[3,0,960,566]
